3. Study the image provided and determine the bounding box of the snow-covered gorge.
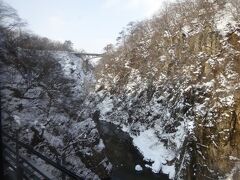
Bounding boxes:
[94,1,240,179]
[1,0,240,179]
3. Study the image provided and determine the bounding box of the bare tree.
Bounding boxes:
[0,0,25,30]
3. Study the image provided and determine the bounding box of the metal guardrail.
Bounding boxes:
[4,143,51,180]
[2,130,83,180]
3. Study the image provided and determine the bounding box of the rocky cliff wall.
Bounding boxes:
[95,1,240,179]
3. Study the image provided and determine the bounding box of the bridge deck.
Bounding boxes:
[73,52,103,57]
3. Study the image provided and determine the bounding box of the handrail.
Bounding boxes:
[2,130,83,180]
[3,143,51,180]
[4,149,39,180]
[3,156,30,180]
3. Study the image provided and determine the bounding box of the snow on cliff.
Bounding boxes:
[95,1,240,179]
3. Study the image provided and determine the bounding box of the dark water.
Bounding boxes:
[98,121,170,180]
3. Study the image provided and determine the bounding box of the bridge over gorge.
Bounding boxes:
[73,52,104,59]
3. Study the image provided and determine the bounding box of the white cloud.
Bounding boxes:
[103,0,168,17]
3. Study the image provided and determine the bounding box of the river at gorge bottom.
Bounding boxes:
[97,121,170,180]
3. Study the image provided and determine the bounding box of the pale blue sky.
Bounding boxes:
[5,0,168,53]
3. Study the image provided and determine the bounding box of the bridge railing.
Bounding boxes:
[73,52,103,56]
[2,130,83,180]
[73,52,104,59]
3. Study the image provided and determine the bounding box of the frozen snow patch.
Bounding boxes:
[188,121,195,133]
[229,156,240,161]
[214,3,237,36]
[132,129,175,179]
[94,139,105,152]
[13,115,21,126]
[219,95,234,107]
[135,164,143,171]
[97,96,114,117]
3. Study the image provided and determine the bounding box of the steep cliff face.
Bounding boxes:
[95,1,240,179]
